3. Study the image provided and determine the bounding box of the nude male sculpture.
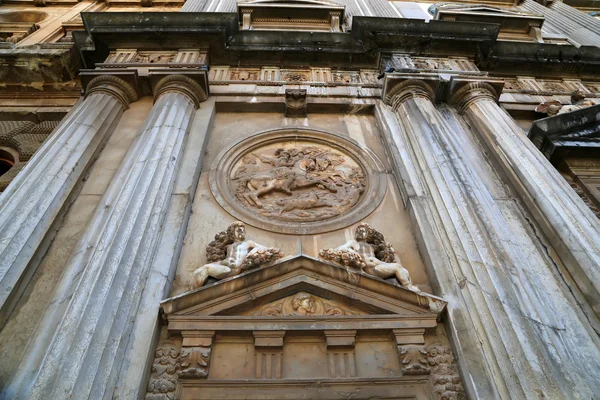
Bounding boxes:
[193,221,283,287]
[320,223,419,291]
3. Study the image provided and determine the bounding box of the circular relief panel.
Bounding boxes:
[209,128,387,234]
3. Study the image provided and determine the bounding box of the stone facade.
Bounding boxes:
[0,1,599,400]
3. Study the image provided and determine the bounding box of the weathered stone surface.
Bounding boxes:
[379,74,600,399]
[453,79,600,320]
[112,97,215,400]
[6,85,198,399]
[0,85,128,329]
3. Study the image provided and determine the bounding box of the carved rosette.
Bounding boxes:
[209,129,387,234]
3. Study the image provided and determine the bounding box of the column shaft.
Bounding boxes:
[11,87,198,400]
[0,82,130,327]
[380,79,600,399]
[458,86,600,317]
[113,97,215,400]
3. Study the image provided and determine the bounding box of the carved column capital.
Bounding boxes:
[153,74,207,109]
[85,74,139,109]
[448,78,504,114]
[384,78,437,109]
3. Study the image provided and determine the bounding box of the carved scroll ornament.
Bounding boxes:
[193,221,283,287]
[319,223,419,291]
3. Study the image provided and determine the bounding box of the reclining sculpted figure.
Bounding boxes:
[319,223,419,291]
[193,221,283,287]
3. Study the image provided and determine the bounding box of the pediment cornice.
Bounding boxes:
[161,255,446,319]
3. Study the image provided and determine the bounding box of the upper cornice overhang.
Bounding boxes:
[71,12,600,78]
[529,103,600,161]
[75,12,499,69]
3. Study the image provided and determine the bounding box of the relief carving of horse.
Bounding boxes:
[243,167,337,208]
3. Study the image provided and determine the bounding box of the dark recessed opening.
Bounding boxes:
[0,150,15,177]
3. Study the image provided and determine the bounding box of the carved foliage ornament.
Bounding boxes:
[210,129,386,234]
[146,344,212,400]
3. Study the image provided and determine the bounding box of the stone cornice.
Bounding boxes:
[83,72,139,109]
[73,12,600,79]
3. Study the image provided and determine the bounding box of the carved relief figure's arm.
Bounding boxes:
[252,153,275,166]
[336,239,360,252]
[246,240,268,253]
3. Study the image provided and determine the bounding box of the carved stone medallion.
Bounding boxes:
[210,129,386,234]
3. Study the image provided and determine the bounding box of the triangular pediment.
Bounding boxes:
[435,4,540,17]
[161,256,446,320]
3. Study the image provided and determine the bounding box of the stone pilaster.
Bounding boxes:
[450,78,600,319]
[379,74,600,399]
[0,75,137,328]
[9,75,205,400]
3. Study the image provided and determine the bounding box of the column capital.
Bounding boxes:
[84,73,139,109]
[448,77,504,114]
[151,73,208,109]
[383,74,439,109]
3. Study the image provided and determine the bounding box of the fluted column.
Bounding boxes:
[9,75,205,400]
[451,79,600,318]
[380,76,600,399]
[0,75,137,327]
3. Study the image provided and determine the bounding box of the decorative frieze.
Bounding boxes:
[207,66,379,85]
[101,49,207,67]
[230,67,260,81]
[387,54,479,73]
[503,76,600,95]
[281,69,311,83]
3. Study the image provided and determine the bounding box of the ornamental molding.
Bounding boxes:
[153,74,207,109]
[383,73,505,112]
